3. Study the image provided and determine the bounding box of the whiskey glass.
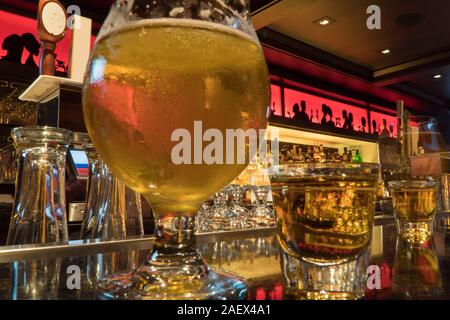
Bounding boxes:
[270,163,379,299]
[82,0,269,299]
[389,180,438,243]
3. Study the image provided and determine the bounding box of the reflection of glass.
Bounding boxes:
[85,251,141,292]
[7,127,71,245]
[82,1,268,299]
[417,117,447,152]
[224,184,248,229]
[249,186,275,228]
[196,192,227,233]
[389,180,437,244]
[270,163,379,299]
[10,259,61,300]
[392,237,443,299]
[0,139,17,183]
[200,236,279,279]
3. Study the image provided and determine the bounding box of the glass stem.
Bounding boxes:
[138,213,208,278]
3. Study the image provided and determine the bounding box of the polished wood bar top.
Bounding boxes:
[0,215,448,300]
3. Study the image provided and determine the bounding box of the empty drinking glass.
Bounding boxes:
[248,185,275,228]
[224,184,247,230]
[7,126,71,245]
[80,144,143,241]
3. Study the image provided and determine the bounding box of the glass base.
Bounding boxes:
[284,289,360,300]
[97,269,247,300]
[396,219,433,244]
[280,249,369,300]
[100,214,248,300]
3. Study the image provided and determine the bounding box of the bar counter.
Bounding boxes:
[0,215,449,300]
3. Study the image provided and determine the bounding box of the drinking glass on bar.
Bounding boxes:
[389,180,438,243]
[270,163,379,299]
[82,0,269,299]
[7,127,71,245]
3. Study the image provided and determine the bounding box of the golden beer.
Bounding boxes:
[272,179,376,262]
[391,188,437,223]
[390,180,438,243]
[271,164,378,263]
[83,19,269,214]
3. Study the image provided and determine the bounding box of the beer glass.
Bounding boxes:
[270,163,379,299]
[389,180,438,243]
[83,0,269,299]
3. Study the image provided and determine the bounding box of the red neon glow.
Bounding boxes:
[284,88,369,132]
[410,121,419,128]
[270,84,282,116]
[0,10,96,70]
[370,111,398,138]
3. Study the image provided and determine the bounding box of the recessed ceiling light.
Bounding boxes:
[314,17,335,26]
[381,49,391,54]
[434,74,443,79]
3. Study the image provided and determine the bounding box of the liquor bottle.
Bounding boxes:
[280,146,287,164]
[342,147,349,162]
[305,147,313,163]
[351,148,356,162]
[313,145,321,163]
[291,145,297,162]
[286,147,293,163]
[353,149,362,163]
[319,144,326,163]
[298,147,305,163]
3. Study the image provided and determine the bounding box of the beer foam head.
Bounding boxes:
[96,18,259,48]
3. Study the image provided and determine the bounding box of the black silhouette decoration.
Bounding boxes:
[1,32,69,73]
[21,33,40,68]
[320,104,334,127]
[1,34,23,63]
[372,120,379,135]
[347,112,354,131]
[389,124,394,138]
[342,110,354,130]
[293,100,310,122]
[380,119,390,137]
[271,102,276,115]
[1,33,40,70]
[282,95,397,138]
[360,117,367,132]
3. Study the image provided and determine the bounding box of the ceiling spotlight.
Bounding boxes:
[434,74,443,79]
[381,49,391,54]
[314,17,335,26]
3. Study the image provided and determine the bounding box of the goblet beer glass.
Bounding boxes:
[82,0,269,299]
[270,163,379,299]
